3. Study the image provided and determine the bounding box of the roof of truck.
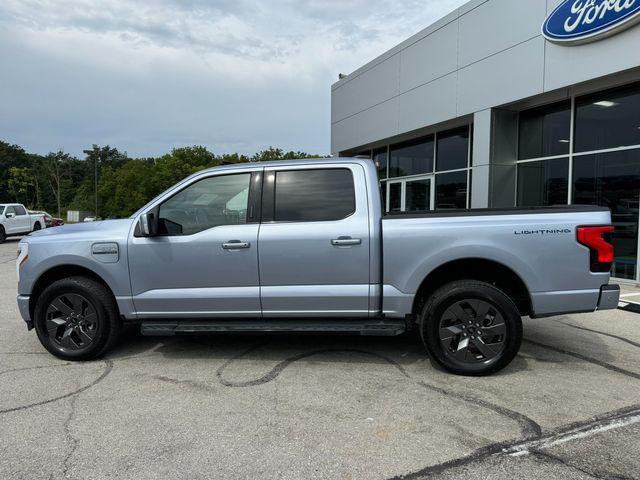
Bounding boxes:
[199,157,372,174]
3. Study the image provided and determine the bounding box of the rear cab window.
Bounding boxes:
[269,168,356,222]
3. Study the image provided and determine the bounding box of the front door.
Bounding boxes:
[258,164,371,317]
[128,170,262,318]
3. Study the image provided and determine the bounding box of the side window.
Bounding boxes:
[158,173,251,236]
[14,205,27,216]
[5,206,16,216]
[274,169,355,222]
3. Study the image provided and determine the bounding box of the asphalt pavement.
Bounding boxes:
[0,237,639,479]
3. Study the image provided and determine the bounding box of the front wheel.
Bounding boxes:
[0,226,5,243]
[34,276,122,360]
[419,280,522,376]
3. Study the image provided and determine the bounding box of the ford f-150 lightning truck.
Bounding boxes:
[16,158,620,375]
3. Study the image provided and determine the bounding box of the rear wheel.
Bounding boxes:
[33,222,41,231]
[419,280,522,376]
[34,276,122,360]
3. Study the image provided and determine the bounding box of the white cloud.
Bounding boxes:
[0,0,468,157]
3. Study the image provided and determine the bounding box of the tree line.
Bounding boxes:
[0,141,321,219]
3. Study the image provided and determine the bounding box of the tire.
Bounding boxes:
[419,280,522,376]
[0,226,5,244]
[34,276,122,360]
[33,222,41,231]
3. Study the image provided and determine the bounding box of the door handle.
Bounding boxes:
[331,236,362,247]
[222,240,250,250]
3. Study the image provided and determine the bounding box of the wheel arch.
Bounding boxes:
[412,258,533,319]
[29,264,118,320]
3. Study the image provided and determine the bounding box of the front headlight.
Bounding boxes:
[16,242,28,279]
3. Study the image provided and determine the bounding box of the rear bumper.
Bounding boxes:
[597,284,620,311]
[17,295,32,328]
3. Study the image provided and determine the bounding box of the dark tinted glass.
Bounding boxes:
[380,181,387,212]
[389,136,434,177]
[437,127,469,171]
[389,182,402,212]
[435,171,467,209]
[406,179,431,212]
[517,158,569,207]
[573,150,640,280]
[274,169,355,222]
[14,205,27,215]
[519,101,571,159]
[373,148,388,179]
[575,85,640,153]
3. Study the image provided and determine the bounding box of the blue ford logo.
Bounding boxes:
[543,0,640,45]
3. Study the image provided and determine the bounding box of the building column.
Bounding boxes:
[471,109,518,208]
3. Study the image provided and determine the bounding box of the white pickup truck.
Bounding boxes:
[0,204,45,243]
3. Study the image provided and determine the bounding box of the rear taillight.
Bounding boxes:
[577,225,614,272]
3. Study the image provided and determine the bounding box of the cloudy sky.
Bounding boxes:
[0,0,467,158]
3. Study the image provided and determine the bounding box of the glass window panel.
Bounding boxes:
[575,84,640,153]
[373,148,388,179]
[159,173,251,235]
[389,183,402,212]
[380,181,387,212]
[274,169,355,222]
[518,101,571,160]
[389,136,434,178]
[406,179,431,212]
[517,158,569,207]
[435,171,467,210]
[573,150,640,280]
[437,127,469,171]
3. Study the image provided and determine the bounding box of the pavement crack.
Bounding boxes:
[531,450,633,480]
[61,395,80,480]
[0,362,73,377]
[523,339,640,380]
[216,346,541,440]
[0,359,113,415]
[556,321,640,349]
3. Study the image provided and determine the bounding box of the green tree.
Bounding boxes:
[7,167,33,205]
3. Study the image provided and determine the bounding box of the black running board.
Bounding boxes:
[140,319,406,337]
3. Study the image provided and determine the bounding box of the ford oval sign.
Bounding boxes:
[542,0,640,45]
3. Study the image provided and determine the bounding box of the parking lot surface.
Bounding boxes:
[1,238,639,480]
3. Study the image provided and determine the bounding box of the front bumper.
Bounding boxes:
[597,284,620,311]
[17,295,32,327]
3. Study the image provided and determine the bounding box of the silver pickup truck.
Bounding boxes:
[16,158,619,375]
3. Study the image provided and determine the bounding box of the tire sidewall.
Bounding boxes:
[0,226,5,243]
[34,280,110,359]
[421,282,522,376]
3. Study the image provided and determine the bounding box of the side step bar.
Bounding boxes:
[140,319,407,337]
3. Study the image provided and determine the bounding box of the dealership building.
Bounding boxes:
[330,0,640,282]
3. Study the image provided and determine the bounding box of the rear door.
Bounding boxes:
[258,164,371,317]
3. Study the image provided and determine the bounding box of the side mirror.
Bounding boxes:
[6,213,15,218]
[138,212,158,237]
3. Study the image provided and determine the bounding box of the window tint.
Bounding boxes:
[389,136,434,177]
[575,84,640,153]
[273,169,355,222]
[158,173,251,235]
[14,205,26,215]
[517,158,569,207]
[405,179,431,212]
[373,147,388,179]
[435,171,467,209]
[573,150,640,280]
[437,127,469,171]
[389,183,401,212]
[519,101,571,160]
